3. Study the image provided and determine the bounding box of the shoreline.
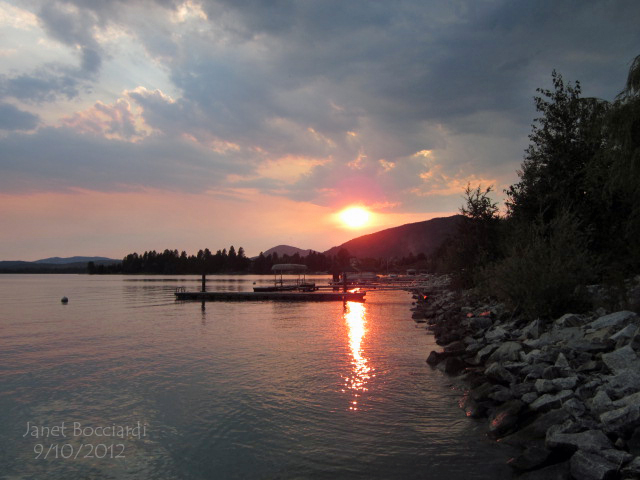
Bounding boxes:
[411,274,640,479]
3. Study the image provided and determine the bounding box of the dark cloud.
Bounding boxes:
[0,103,40,131]
[1,0,639,209]
[0,70,82,103]
[0,126,248,193]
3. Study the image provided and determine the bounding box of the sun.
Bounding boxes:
[339,206,371,229]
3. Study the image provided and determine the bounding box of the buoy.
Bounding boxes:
[61,296,68,303]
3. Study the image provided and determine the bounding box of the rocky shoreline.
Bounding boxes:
[411,274,640,480]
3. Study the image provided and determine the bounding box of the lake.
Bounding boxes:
[0,274,513,479]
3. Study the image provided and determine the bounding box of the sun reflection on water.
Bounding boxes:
[342,301,372,411]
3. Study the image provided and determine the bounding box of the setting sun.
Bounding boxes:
[339,206,371,229]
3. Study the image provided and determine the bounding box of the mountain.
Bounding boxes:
[0,256,121,273]
[34,256,119,264]
[323,215,463,259]
[260,245,316,258]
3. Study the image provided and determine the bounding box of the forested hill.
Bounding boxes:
[324,215,462,259]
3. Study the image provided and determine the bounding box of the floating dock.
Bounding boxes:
[175,289,366,302]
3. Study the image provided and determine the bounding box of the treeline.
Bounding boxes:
[433,54,640,319]
[110,246,353,275]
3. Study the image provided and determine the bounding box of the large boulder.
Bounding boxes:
[546,429,614,452]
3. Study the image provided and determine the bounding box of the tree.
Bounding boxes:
[506,71,608,224]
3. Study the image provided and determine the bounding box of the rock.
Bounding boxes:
[530,390,573,412]
[426,350,442,365]
[600,404,640,435]
[590,390,614,414]
[474,344,498,364]
[515,461,571,480]
[488,400,524,437]
[611,324,638,342]
[459,395,486,418]
[621,456,640,478]
[443,356,466,375]
[521,319,542,340]
[600,448,633,466]
[546,429,614,452]
[555,352,571,369]
[465,316,493,330]
[556,313,582,328]
[485,362,516,385]
[563,398,586,418]
[487,341,523,363]
[628,429,640,456]
[589,310,638,330]
[570,449,619,480]
[602,345,640,374]
[488,385,514,403]
[507,444,551,471]
[612,391,640,409]
[602,369,640,398]
[470,382,494,402]
[522,392,539,404]
[536,377,578,394]
[485,325,507,342]
[501,408,571,447]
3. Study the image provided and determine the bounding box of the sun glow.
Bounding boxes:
[339,206,371,229]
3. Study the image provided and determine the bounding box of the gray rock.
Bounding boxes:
[521,319,542,340]
[501,408,571,447]
[590,390,614,414]
[589,310,638,330]
[488,385,514,403]
[521,348,543,364]
[485,325,507,342]
[563,398,586,418]
[599,448,633,466]
[611,324,638,342]
[466,316,493,330]
[612,391,640,409]
[522,392,539,404]
[556,313,582,328]
[474,344,498,364]
[555,352,571,369]
[603,369,640,398]
[602,345,640,374]
[621,456,640,478]
[487,341,523,363]
[530,390,573,412]
[485,362,516,385]
[570,449,619,480]
[546,429,614,452]
[600,404,640,435]
[515,461,570,480]
[488,400,524,437]
[507,444,551,471]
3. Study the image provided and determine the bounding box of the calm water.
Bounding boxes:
[0,274,513,479]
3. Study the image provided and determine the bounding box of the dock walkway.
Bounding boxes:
[175,289,366,302]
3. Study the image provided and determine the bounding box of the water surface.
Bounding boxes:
[0,274,512,479]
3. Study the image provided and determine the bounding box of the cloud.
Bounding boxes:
[0,103,39,131]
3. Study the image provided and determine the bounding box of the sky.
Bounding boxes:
[1,0,639,260]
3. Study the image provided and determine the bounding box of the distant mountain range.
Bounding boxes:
[323,215,462,259]
[0,256,120,273]
[2,215,462,273]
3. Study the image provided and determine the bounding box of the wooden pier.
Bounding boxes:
[175,288,366,302]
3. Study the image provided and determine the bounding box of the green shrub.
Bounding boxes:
[479,209,592,319]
